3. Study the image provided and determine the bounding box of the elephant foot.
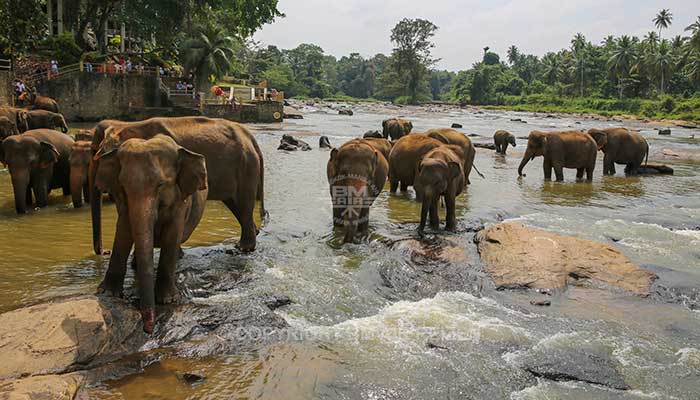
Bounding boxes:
[445,225,457,233]
[140,308,155,334]
[238,238,257,253]
[97,279,123,298]
[156,283,182,305]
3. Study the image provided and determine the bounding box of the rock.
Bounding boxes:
[319,136,332,149]
[278,134,311,151]
[510,118,527,123]
[658,128,672,135]
[363,130,384,139]
[676,122,699,129]
[0,296,143,381]
[474,223,657,295]
[467,133,481,137]
[659,148,700,162]
[0,373,85,400]
[283,106,304,119]
[177,372,206,386]
[474,143,496,150]
[637,163,674,175]
[451,123,463,129]
[338,109,354,116]
[530,299,551,306]
[520,345,629,390]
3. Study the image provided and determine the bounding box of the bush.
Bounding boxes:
[659,96,676,113]
[41,32,83,65]
[394,96,413,105]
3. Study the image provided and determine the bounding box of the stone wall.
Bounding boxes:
[0,70,13,107]
[38,73,163,121]
[203,101,283,123]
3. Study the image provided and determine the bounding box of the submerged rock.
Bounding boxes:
[363,130,384,139]
[474,142,496,150]
[319,136,332,149]
[474,223,657,295]
[637,163,674,175]
[278,134,311,151]
[451,123,463,128]
[659,148,700,162]
[283,106,304,119]
[338,109,354,116]
[658,128,672,135]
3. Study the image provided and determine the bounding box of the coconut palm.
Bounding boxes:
[653,9,673,39]
[685,50,700,82]
[649,40,676,93]
[180,24,238,91]
[571,33,587,96]
[608,35,637,98]
[643,31,659,49]
[686,16,700,53]
[541,52,561,84]
[507,45,520,66]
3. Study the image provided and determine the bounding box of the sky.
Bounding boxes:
[254,0,699,71]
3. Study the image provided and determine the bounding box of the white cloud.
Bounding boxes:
[254,0,700,71]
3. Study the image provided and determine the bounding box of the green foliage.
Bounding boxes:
[41,32,83,65]
[389,18,439,104]
[0,0,47,55]
[180,24,238,90]
[483,52,500,65]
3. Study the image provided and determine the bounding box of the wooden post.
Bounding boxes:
[104,20,108,50]
[47,0,53,35]
[120,23,126,53]
[56,0,63,34]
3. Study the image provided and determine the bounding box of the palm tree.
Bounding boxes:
[686,16,700,53]
[571,33,587,96]
[653,9,673,39]
[643,31,659,49]
[684,49,700,82]
[608,35,637,98]
[180,24,238,91]
[649,40,676,93]
[507,45,520,66]
[541,52,561,84]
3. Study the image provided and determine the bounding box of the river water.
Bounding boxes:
[1,104,699,399]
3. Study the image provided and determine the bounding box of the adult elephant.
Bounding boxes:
[0,116,19,140]
[587,128,649,175]
[361,138,392,162]
[327,139,388,243]
[425,128,479,184]
[21,91,60,113]
[382,118,413,140]
[24,110,69,133]
[69,140,92,208]
[388,133,444,193]
[94,134,208,333]
[0,129,73,213]
[0,107,29,133]
[90,117,265,254]
[518,131,597,181]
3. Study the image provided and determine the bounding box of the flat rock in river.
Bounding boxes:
[0,373,85,399]
[474,223,656,295]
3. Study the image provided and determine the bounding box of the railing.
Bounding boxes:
[0,58,11,71]
[169,88,196,97]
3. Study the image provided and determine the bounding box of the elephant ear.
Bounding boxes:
[94,149,119,193]
[588,130,607,150]
[177,147,207,196]
[0,142,5,165]
[16,111,28,133]
[448,161,462,180]
[38,142,60,168]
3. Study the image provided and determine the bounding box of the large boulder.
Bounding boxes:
[474,223,657,295]
[0,373,85,400]
[0,296,143,381]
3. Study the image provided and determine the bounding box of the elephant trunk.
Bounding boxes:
[89,159,103,255]
[128,198,157,333]
[10,168,30,214]
[70,166,87,208]
[342,210,358,244]
[518,150,533,176]
[60,117,68,133]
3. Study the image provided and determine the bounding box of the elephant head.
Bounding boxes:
[327,142,380,243]
[518,131,548,177]
[1,135,60,213]
[69,141,92,208]
[507,134,517,147]
[587,129,608,151]
[414,156,461,233]
[94,134,207,333]
[0,116,19,141]
[16,111,29,133]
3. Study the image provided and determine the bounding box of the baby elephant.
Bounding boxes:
[24,110,69,133]
[327,139,388,243]
[493,130,516,154]
[69,141,92,208]
[414,145,465,234]
[94,135,208,334]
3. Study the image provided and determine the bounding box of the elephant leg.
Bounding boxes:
[223,197,257,252]
[400,183,409,192]
[155,222,183,305]
[429,200,439,230]
[576,168,584,180]
[25,186,33,207]
[83,184,90,204]
[554,165,564,182]
[445,194,457,232]
[603,154,614,175]
[586,165,595,181]
[390,178,399,193]
[543,159,553,181]
[98,212,133,297]
[502,147,507,155]
[358,207,370,234]
[33,181,49,208]
[332,205,343,227]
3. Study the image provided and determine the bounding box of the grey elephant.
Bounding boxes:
[69,140,92,208]
[587,128,649,175]
[382,118,413,140]
[24,110,69,133]
[518,131,597,181]
[0,129,73,213]
[493,130,516,154]
[94,134,208,334]
[415,145,465,234]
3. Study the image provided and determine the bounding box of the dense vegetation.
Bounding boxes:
[2,3,700,120]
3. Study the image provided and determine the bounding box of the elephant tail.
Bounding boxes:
[644,145,649,168]
[252,137,269,224]
[472,163,486,179]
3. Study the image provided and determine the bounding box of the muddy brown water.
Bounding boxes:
[1,104,699,398]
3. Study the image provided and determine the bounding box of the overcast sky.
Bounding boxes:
[254,0,699,71]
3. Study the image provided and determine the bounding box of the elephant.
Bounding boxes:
[518,131,598,182]
[69,140,92,208]
[361,138,393,162]
[74,129,94,141]
[0,116,19,140]
[493,130,516,155]
[0,106,29,133]
[425,128,479,184]
[327,139,388,243]
[0,129,73,213]
[382,118,413,140]
[24,110,69,133]
[414,145,465,234]
[587,128,649,175]
[388,133,444,193]
[94,134,208,333]
[90,117,265,255]
[20,91,60,113]
[363,130,384,139]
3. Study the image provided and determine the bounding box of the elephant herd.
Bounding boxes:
[0,107,652,334]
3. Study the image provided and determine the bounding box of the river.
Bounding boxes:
[1,103,699,399]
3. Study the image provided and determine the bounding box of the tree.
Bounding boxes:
[390,18,439,103]
[541,52,561,84]
[507,45,520,66]
[180,24,237,90]
[608,35,637,98]
[686,16,700,53]
[0,0,48,55]
[650,40,676,93]
[653,9,673,39]
[571,33,588,96]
